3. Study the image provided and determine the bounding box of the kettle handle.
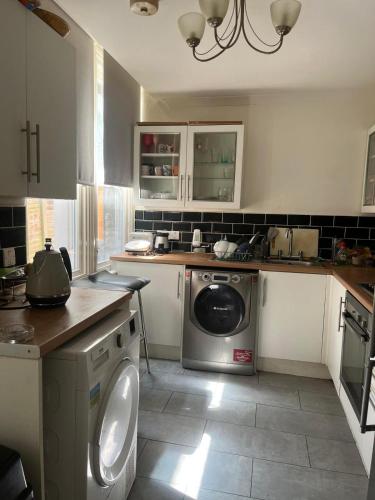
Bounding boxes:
[59,247,72,281]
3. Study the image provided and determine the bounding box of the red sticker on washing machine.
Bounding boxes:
[233,349,253,363]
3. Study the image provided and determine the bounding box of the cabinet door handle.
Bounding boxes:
[262,277,267,307]
[177,271,182,299]
[21,120,31,182]
[31,124,41,183]
[338,297,345,331]
[372,183,375,205]
[180,174,184,200]
[187,175,192,201]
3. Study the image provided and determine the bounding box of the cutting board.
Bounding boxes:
[270,228,319,258]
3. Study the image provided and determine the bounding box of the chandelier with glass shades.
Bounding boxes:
[178,0,302,62]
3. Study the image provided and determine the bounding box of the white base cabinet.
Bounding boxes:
[111,261,184,348]
[258,271,327,363]
[324,276,346,393]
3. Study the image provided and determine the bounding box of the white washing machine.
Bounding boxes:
[43,308,140,500]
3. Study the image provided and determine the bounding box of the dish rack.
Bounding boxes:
[215,251,254,263]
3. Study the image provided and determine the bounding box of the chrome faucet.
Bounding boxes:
[285,228,293,257]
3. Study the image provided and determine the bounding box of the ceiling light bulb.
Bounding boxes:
[178,12,206,48]
[199,0,229,27]
[270,0,301,36]
[130,0,159,16]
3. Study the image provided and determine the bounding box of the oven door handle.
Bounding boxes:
[360,357,375,433]
[343,312,370,343]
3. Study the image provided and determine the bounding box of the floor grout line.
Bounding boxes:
[160,390,174,413]
[305,435,312,468]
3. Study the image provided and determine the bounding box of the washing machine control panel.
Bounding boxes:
[198,272,243,284]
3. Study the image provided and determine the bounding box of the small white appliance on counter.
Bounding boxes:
[124,232,154,255]
[43,309,140,500]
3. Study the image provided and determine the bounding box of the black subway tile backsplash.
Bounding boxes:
[288,214,310,226]
[321,226,345,238]
[223,213,243,223]
[134,210,375,258]
[173,222,192,232]
[0,208,13,227]
[244,213,265,224]
[345,227,370,239]
[212,223,233,234]
[334,216,359,227]
[182,212,202,222]
[0,206,27,267]
[135,220,153,231]
[233,223,254,235]
[311,215,334,226]
[163,211,182,222]
[154,221,172,231]
[203,212,223,222]
[265,214,287,225]
[359,216,375,228]
[144,210,162,221]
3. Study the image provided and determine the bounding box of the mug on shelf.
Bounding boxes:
[172,165,180,176]
[163,165,172,176]
[141,164,151,176]
[154,166,163,176]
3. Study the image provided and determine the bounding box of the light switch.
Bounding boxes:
[3,247,16,267]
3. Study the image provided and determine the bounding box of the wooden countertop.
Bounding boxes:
[111,252,375,312]
[0,287,131,358]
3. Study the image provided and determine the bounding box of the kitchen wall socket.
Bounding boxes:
[168,231,180,241]
[3,247,16,267]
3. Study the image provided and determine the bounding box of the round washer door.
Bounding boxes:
[93,359,139,486]
[194,284,245,335]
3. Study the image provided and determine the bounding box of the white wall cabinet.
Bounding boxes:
[134,123,244,209]
[362,124,375,212]
[324,276,346,392]
[258,271,327,363]
[111,261,184,349]
[0,0,76,200]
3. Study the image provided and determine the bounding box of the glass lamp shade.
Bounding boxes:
[270,0,301,32]
[178,12,206,42]
[199,0,230,20]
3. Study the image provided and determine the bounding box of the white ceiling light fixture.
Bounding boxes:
[130,0,159,16]
[178,0,302,62]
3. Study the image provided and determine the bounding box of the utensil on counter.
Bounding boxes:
[33,8,70,38]
[192,229,202,249]
[0,324,34,344]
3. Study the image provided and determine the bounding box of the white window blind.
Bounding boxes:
[103,49,140,187]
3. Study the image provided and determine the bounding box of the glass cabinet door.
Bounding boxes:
[363,131,375,206]
[138,130,183,202]
[188,127,242,207]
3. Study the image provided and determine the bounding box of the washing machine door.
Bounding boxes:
[93,359,139,487]
[193,284,246,336]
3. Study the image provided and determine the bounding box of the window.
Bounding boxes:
[26,43,133,275]
[26,190,80,274]
[95,44,132,267]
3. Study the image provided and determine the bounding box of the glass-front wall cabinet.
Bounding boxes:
[134,124,244,209]
[362,126,375,212]
[135,126,187,207]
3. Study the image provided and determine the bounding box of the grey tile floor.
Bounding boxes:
[130,359,369,500]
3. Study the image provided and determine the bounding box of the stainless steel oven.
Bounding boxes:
[340,292,375,433]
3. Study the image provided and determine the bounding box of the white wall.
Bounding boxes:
[143,89,375,215]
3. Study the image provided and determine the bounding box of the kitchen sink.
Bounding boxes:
[266,259,316,266]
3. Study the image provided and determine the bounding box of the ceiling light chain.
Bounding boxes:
[178,0,301,63]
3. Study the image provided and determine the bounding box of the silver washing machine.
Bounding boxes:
[182,268,258,375]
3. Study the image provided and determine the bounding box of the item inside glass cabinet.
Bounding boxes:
[192,132,237,202]
[139,132,181,200]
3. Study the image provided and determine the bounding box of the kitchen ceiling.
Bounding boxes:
[55,0,375,94]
